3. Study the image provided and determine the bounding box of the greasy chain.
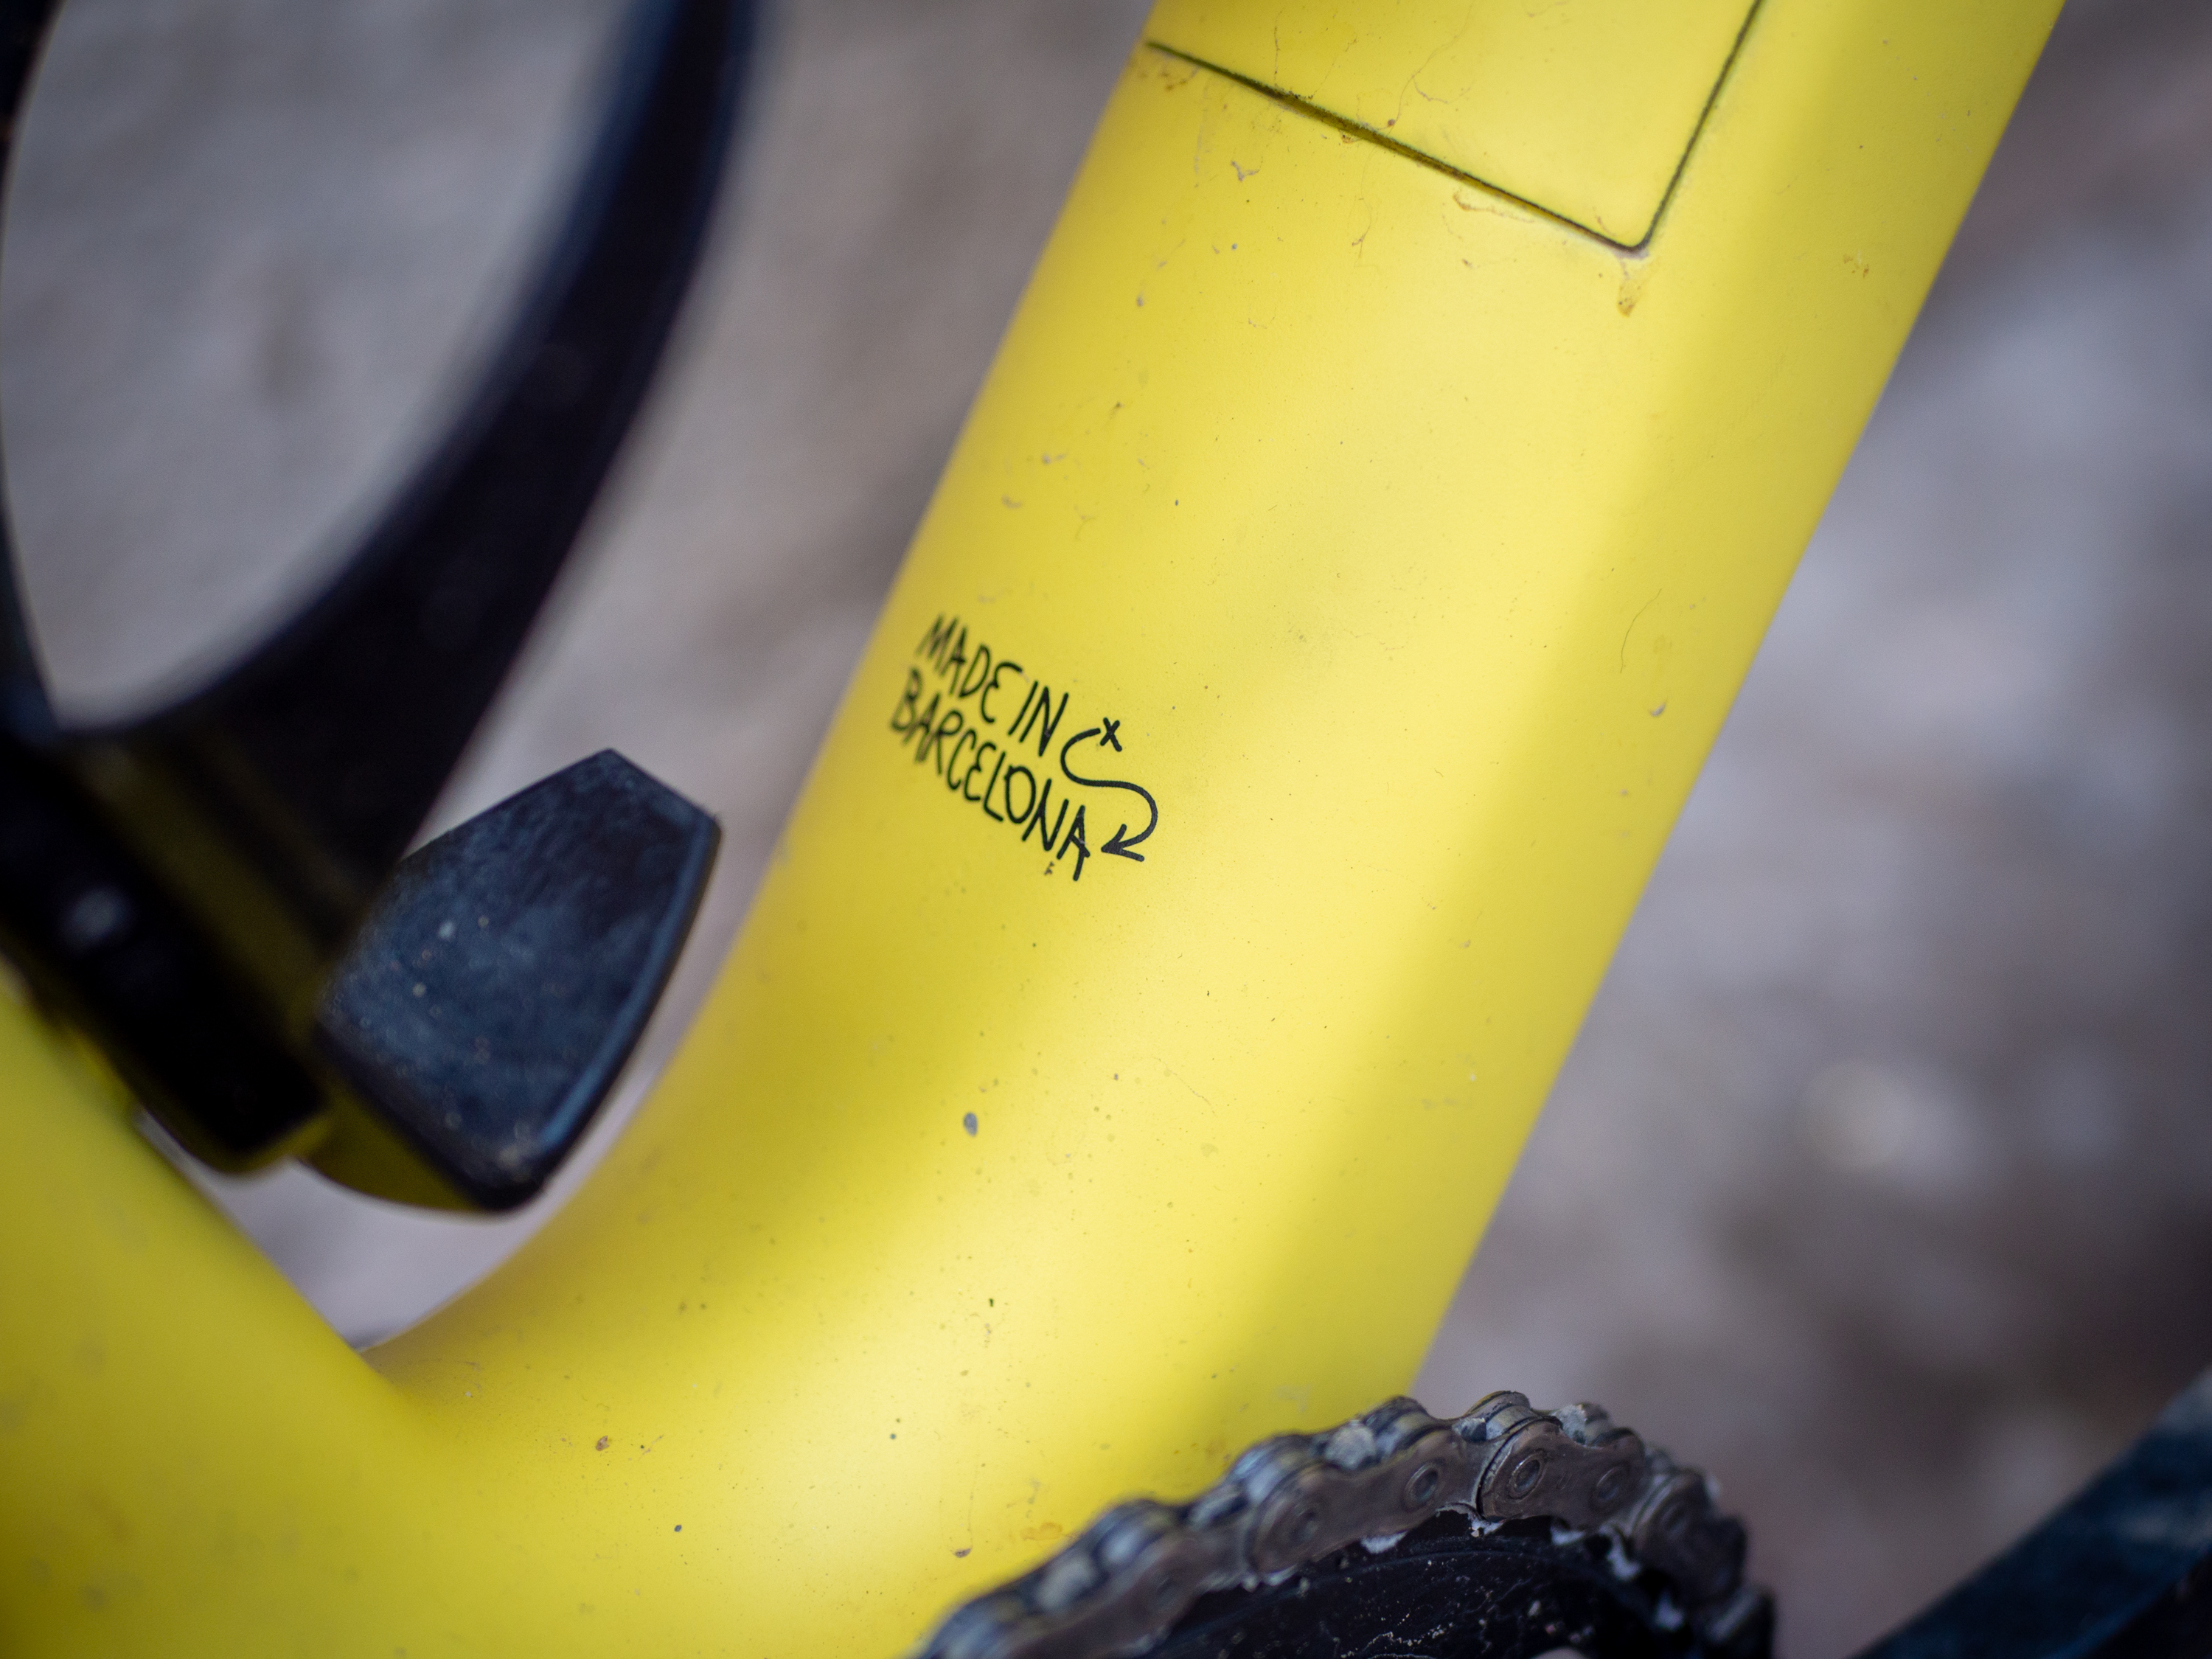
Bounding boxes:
[916,1392,1771,1659]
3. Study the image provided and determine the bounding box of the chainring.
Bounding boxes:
[1154,1512,1757,1659]
[915,1393,1772,1659]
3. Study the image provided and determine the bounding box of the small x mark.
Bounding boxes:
[1099,719,1122,751]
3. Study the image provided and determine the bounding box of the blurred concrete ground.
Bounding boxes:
[5,3,2211,1657]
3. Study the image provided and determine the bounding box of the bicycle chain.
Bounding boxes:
[915,1391,1772,1659]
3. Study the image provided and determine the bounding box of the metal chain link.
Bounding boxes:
[916,1392,1772,1659]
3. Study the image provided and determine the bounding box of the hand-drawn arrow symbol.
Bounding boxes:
[1060,727,1158,863]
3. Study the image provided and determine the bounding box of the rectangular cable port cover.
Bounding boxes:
[1147,0,1756,246]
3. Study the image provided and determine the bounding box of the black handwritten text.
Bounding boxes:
[888,613,1160,883]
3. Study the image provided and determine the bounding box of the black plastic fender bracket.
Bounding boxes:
[0,0,749,1207]
[314,751,717,1211]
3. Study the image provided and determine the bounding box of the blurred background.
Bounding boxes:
[5,1,2211,1655]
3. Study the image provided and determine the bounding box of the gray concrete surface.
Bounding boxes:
[6,3,2211,1656]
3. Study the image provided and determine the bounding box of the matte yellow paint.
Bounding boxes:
[1147,0,1759,244]
[0,1,2056,1653]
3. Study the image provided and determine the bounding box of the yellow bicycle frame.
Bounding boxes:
[1,1,2058,1652]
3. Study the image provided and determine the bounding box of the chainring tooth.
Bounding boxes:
[1624,1457,1747,1607]
[1694,1581,1777,1659]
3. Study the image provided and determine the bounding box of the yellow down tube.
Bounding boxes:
[0,1,2056,1653]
